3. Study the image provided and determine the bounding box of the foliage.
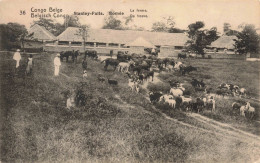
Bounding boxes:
[33,16,81,36]
[151,21,168,32]
[223,23,239,36]
[75,25,90,51]
[186,21,219,54]
[102,10,123,30]
[151,16,181,33]
[168,27,185,33]
[234,24,260,54]
[33,18,63,36]
[0,22,28,50]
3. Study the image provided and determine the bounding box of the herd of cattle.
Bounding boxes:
[62,50,256,119]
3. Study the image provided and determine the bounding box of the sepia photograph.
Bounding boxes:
[0,0,260,162]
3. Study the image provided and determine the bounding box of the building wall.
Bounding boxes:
[129,46,144,54]
[203,52,246,59]
[43,44,129,55]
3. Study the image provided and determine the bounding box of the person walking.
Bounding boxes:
[26,54,33,75]
[54,53,61,76]
[13,49,21,69]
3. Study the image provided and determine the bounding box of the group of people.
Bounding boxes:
[13,49,33,75]
[13,50,87,77]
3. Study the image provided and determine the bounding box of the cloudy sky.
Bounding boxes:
[0,0,259,33]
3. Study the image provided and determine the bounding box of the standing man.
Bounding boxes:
[26,54,33,75]
[13,49,21,69]
[54,53,61,76]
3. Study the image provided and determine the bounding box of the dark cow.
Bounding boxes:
[60,51,78,62]
[149,91,163,104]
[108,79,118,85]
[180,65,197,75]
[191,79,205,88]
[141,70,154,81]
[85,50,98,60]
[192,98,204,113]
[101,58,120,71]
[178,52,187,59]
[117,53,131,62]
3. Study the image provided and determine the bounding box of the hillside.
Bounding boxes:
[1,52,260,163]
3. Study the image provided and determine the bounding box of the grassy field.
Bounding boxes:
[1,52,260,163]
[149,58,260,134]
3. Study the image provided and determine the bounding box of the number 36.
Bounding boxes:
[20,10,26,15]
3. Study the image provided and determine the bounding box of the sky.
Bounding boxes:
[0,0,259,33]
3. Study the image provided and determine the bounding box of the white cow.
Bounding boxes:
[173,61,183,71]
[165,98,176,108]
[246,102,255,119]
[170,88,183,97]
[159,94,174,102]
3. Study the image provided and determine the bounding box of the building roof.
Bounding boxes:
[27,24,56,41]
[57,27,189,46]
[209,35,237,49]
[127,37,155,48]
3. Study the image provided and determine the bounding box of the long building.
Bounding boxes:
[44,27,189,57]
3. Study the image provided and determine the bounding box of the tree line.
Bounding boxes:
[0,11,259,56]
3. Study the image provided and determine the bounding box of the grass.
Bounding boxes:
[0,52,260,162]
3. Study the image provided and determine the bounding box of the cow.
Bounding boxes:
[180,65,197,75]
[159,94,174,103]
[232,102,242,110]
[84,50,98,60]
[180,96,193,111]
[149,91,163,104]
[246,102,255,119]
[60,51,78,62]
[101,58,120,71]
[170,88,183,97]
[191,79,205,88]
[178,52,187,59]
[117,61,135,73]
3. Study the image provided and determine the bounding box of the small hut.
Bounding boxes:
[209,35,237,54]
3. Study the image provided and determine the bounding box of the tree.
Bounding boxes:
[75,25,90,52]
[186,21,206,54]
[151,22,167,32]
[0,23,28,50]
[186,22,219,55]
[64,15,81,28]
[152,16,177,32]
[33,18,64,36]
[205,27,219,44]
[102,10,123,30]
[223,23,239,36]
[168,27,185,33]
[234,24,260,54]
[223,23,231,34]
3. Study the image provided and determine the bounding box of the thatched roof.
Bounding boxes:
[57,27,189,46]
[209,35,237,49]
[127,37,155,48]
[27,24,56,41]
